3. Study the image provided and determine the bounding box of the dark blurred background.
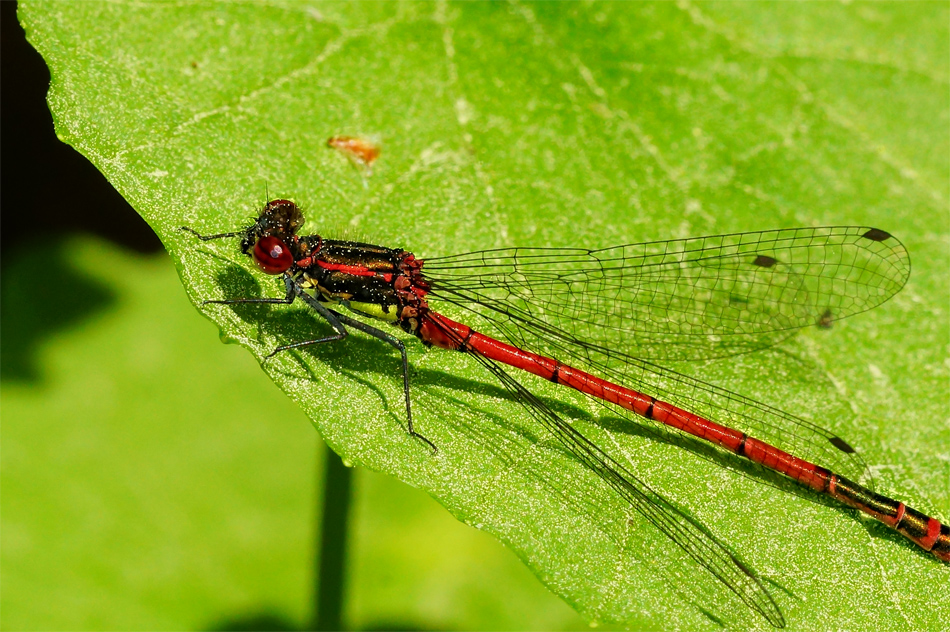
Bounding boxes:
[2,0,161,257]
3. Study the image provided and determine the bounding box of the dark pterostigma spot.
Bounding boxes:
[862,228,891,242]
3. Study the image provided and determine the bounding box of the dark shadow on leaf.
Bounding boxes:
[209,266,270,307]
[198,267,842,627]
[596,411,847,512]
[358,623,445,632]
[201,263,900,559]
[205,611,297,631]
[204,610,439,631]
[1,236,116,383]
[596,407,930,561]
[694,606,727,629]
[206,267,831,504]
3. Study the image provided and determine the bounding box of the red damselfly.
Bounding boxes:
[182,199,948,628]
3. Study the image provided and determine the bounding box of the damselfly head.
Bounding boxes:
[240,199,305,255]
[181,199,311,275]
[237,199,307,275]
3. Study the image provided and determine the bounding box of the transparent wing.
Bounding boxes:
[490,314,869,482]
[409,226,907,624]
[426,226,909,362]
[425,315,786,628]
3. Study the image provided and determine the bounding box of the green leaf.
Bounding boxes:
[19,1,949,630]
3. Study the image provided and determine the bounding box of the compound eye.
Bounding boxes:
[252,235,294,274]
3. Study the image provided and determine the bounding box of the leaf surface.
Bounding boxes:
[19,2,949,629]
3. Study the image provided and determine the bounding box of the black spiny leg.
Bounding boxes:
[204,273,437,453]
[325,308,437,454]
[287,285,436,452]
[203,275,349,356]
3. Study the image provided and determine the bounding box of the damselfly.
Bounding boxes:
[182,200,948,628]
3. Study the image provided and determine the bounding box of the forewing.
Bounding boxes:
[426,226,909,362]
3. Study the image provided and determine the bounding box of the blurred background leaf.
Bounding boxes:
[3,2,947,631]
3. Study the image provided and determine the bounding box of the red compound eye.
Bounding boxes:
[252,235,293,274]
